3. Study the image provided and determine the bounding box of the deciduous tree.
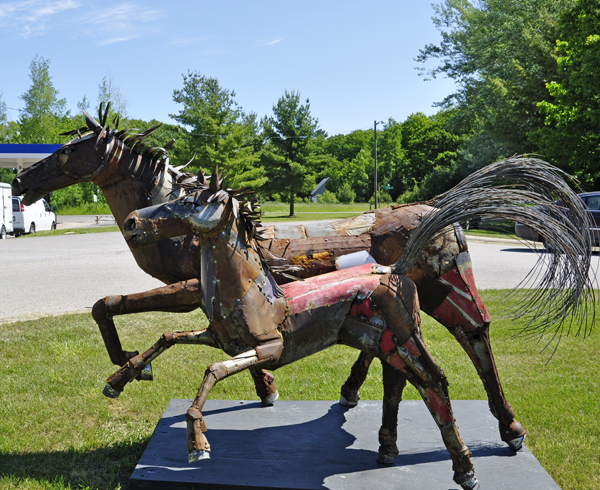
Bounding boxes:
[17,56,70,144]
[97,74,128,123]
[534,0,600,187]
[417,0,573,155]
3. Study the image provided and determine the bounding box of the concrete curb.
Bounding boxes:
[464,234,531,246]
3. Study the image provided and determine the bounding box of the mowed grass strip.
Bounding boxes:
[0,292,598,489]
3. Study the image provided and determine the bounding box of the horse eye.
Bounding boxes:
[59,147,72,165]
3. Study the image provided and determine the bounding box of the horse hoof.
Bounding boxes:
[102,383,121,399]
[339,394,359,407]
[377,453,395,465]
[138,362,153,381]
[189,450,210,463]
[261,390,279,406]
[455,471,479,490]
[507,435,525,451]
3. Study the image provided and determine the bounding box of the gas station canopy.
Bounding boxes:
[0,144,62,172]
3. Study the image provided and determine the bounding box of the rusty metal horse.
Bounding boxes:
[105,158,594,489]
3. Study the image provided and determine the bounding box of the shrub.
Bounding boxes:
[368,191,393,205]
[336,182,356,204]
[317,191,338,204]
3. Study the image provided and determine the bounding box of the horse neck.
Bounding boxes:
[205,216,270,318]
[98,150,176,228]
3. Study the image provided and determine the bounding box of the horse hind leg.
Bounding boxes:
[454,326,525,451]
[377,359,407,463]
[426,252,526,450]
[340,351,374,407]
[382,331,479,490]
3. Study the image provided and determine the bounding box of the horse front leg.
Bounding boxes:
[94,279,280,404]
[92,279,202,366]
[103,328,219,398]
[248,367,279,406]
[186,340,283,462]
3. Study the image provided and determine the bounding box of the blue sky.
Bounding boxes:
[0,0,456,136]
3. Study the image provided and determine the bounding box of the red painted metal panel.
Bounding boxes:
[281,263,375,298]
[350,298,378,320]
[285,272,381,316]
[431,260,490,329]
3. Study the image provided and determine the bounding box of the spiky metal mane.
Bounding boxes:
[61,102,190,188]
[178,166,264,241]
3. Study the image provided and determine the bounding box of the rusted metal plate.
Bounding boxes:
[331,212,377,236]
[273,224,306,240]
[303,223,337,237]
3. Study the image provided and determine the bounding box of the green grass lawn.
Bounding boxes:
[1,292,598,489]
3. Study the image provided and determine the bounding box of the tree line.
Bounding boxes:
[1,0,598,216]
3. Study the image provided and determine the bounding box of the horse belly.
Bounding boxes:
[278,302,349,366]
[277,266,383,366]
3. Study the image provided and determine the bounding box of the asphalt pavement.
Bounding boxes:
[2,216,596,323]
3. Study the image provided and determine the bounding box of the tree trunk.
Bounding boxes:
[289,190,295,217]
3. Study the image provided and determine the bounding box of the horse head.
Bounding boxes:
[11,105,117,205]
[123,166,258,249]
[12,103,173,208]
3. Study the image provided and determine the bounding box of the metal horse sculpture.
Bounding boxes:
[13,107,529,451]
[106,159,594,489]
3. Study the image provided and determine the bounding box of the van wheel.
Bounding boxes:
[51,221,56,230]
[1,226,6,239]
[29,223,36,234]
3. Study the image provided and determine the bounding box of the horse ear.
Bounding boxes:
[197,165,208,187]
[97,102,104,124]
[209,166,220,192]
[82,109,101,132]
[102,101,111,127]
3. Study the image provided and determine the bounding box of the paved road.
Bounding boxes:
[0,232,163,322]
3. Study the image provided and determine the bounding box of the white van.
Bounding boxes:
[1,182,14,239]
[12,195,57,237]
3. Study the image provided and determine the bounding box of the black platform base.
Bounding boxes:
[129,399,560,490]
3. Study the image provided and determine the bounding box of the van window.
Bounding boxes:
[586,196,600,210]
[12,198,20,213]
[43,200,52,212]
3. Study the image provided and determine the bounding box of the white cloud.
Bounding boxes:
[256,37,284,47]
[82,3,163,45]
[0,0,83,37]
[98,35,138,46]
[0,1,162,43]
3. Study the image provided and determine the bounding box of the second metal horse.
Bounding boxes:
[105,158,594,489]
